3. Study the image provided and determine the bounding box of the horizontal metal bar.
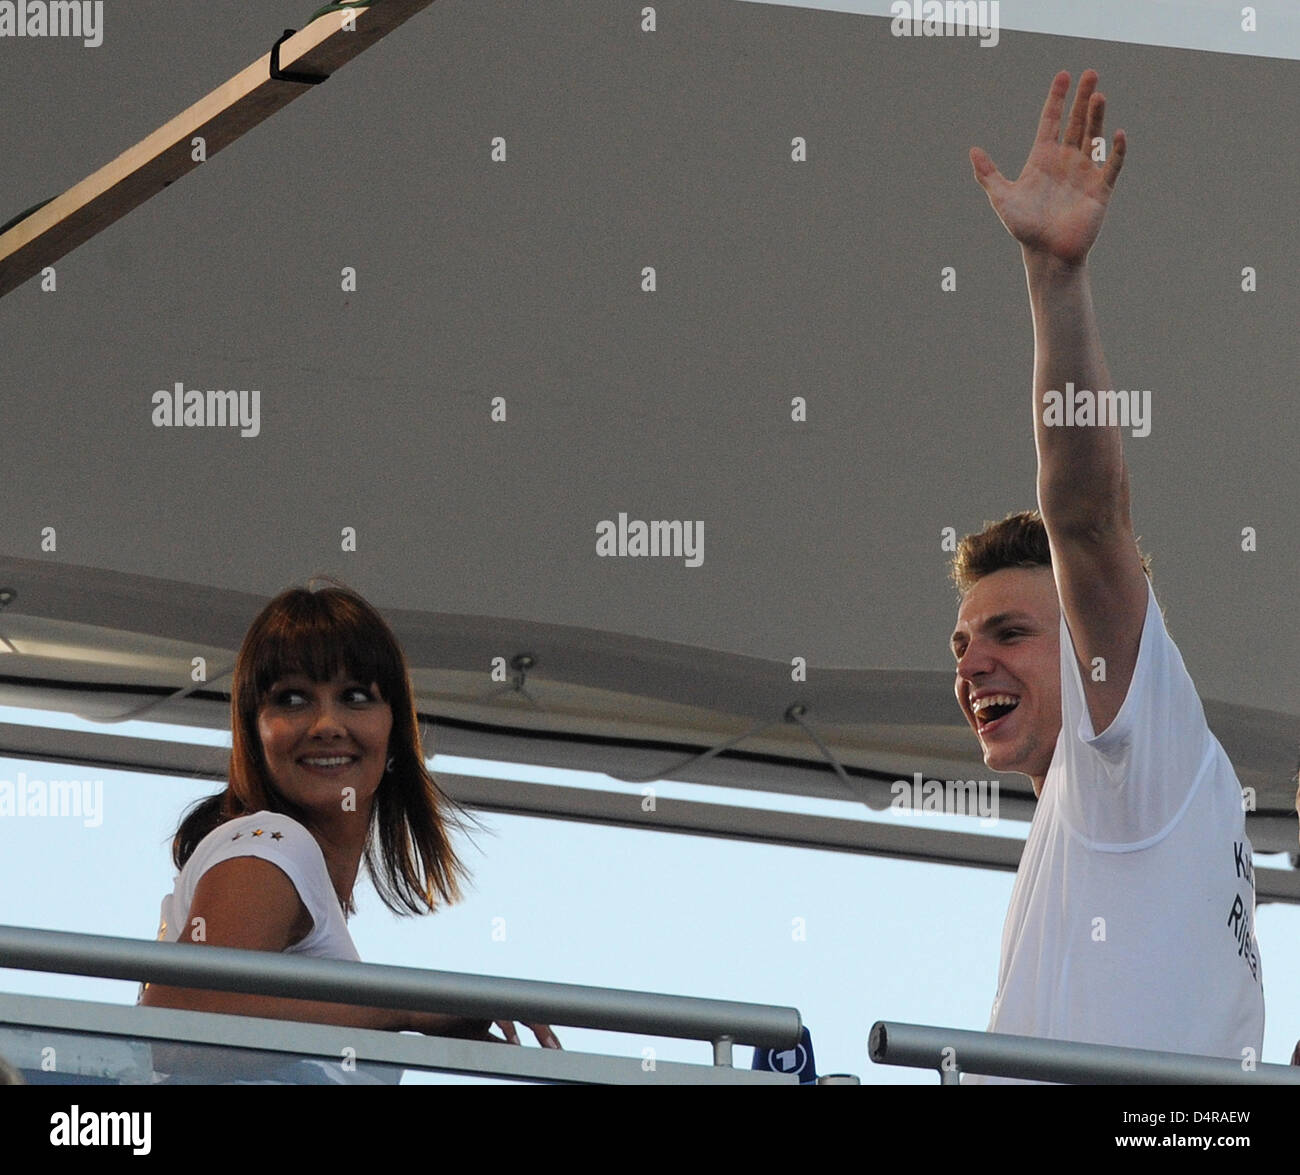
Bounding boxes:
[443,772,1025,869]
[0,994,792,1085]
[452,771,1300,901]
[0,713,1003,817]
[869,1020,1300,1085]
[0,925,801,1049]
[4,720,1299,899]
[0,721,229,784]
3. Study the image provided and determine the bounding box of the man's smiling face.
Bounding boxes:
[951,566,1063,796]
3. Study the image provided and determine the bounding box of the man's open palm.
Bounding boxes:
[971,69,1126,267]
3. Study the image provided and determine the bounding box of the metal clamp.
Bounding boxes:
[270,29,330,85]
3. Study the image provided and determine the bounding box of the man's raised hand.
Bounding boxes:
[970,69,1126,268]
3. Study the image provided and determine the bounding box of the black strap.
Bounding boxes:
[270,29,330,85]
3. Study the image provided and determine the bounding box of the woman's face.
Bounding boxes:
[256,668,394,822]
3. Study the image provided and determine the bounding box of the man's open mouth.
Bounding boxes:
[972,693,1020,731]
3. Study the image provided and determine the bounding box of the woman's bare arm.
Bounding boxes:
[139,856,492,1038]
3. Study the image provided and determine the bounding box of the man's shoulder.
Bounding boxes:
[1058,576,1208,745]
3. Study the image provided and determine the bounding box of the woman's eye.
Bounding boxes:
[275,687,373,705]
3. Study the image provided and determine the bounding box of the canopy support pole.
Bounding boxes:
[0,1,436,298]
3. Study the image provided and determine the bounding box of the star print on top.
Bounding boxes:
[148,810,359,963]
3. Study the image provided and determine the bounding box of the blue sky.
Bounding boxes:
[2,701,1297,1084]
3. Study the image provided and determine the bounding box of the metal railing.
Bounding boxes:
[0,924,803,1085]
[869,1020,1300,1085]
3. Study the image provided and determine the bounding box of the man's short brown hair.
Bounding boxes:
[951,509,1152,595]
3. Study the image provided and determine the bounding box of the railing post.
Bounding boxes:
[713,1036,734,1067]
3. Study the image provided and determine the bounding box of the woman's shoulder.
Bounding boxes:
[186,810,322,871]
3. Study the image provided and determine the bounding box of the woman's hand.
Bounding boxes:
[406,1011,561,1048]
[491,1020,562,1049]
[970,69,1126,268]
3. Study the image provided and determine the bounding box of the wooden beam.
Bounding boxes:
[0,1,436,298]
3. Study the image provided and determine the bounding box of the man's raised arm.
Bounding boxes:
[971,68,1148,735]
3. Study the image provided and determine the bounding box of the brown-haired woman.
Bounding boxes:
[140,578,558,1081]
